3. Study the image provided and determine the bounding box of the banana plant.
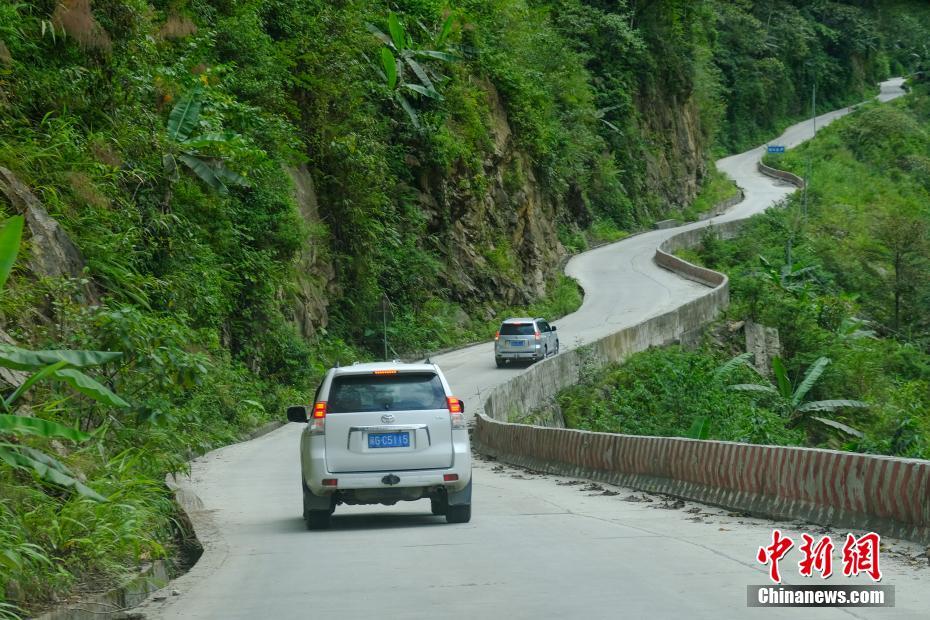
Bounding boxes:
[0,216,129,500]
[163,87,247,195]
[727,356,867,437]
[367,12,457,128]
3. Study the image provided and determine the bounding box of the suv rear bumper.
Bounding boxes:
[301,434,472,498]
[496,349,543,361]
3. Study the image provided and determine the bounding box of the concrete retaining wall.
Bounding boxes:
[473,420,930,545]
[758,161,805,188]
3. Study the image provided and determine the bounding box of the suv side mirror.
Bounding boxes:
[459,400,466,413]
[286,405,309,423]
[551,325,557,331]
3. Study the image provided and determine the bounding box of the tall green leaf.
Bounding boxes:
[797,399,869,413]
[728,383,778,395]
[686,417,710,440]
[404,83,443,100]
[181,131,238,150]
[403,55,434,90]
[365,23,394,48]
[4,361,69,409]
[213,163,249,188]
[411,50,458,62]
[0,445,106,501]
[396,93,420,129]
[0,345,121,371]
[388,13,405,51]
[435,14,454,46]
[179,154,228,195]
[0,215,24,291]
[771,357,793,399]
[809,416,865,438]
[713,352,753,380]
[0,414,91,441]
[792,357,831,408]
[167,88,202,142]
[381,47,398,90]
[52,368,130,408]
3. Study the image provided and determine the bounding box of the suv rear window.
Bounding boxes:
[327,373,447,413]
[500,323,536,336]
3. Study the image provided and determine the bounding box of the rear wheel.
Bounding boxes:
[430,498,446,516]
[305,510,331,530]
[495,357,504,368]
[445,504,471,524]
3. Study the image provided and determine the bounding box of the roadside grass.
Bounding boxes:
[680,165,741,222]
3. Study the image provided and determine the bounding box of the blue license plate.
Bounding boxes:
[511,340,525,347]
[368,432,410,449]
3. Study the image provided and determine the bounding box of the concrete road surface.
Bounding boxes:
[141,78,929,619]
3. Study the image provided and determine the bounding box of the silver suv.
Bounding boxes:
[494,317,560,367]
[286,362,472,529]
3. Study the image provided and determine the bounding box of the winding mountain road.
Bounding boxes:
[141,78,930,619]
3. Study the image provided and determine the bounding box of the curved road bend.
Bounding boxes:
[142,78,929,619]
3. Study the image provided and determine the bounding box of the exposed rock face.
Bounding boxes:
[419,81,568,308]
[0,329,27,389]
[285,165,337,339]
[0,166,96,301]
[637,89,709,212]
[745,320,782,377]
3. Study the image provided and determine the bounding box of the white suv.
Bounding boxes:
[286,361,473,529]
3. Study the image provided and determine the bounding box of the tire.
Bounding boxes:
[445,504,471,524]
[554,341,560,355]
[495,357,504,368]
[305,510,331,530]
[430,498,446,516]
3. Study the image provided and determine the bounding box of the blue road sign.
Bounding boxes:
[767,145,786,154]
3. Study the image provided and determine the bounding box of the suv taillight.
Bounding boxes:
[447,397,465,429]
[310,401,326,434]
[534,331,541,340]
[494,330,500,341]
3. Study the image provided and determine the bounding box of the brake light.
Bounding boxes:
[322,479,338,487]
[310,401,326,434]
[373,369,398,375]
[447,397,465,429]
[534,331,541,340]
[443,473,459,482]
[494,331,500,341]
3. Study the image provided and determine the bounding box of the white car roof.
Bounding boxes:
[333,361,439,376]
[501,317,536,323]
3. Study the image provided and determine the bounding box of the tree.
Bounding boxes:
[725,355,867,437]
[0,216,129,500]
[162,87,248,195]
[870,203,929,336]
[367,12,457,128]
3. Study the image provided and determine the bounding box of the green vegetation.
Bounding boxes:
[681,164,740,222]
[562,81,930,460]
[1,0,930,615]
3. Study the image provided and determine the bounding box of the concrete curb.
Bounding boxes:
[758,161,806,187]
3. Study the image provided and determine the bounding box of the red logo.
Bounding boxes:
[757,529,794,583]
[798,534,834,579]
[842,532,882,582]
[757,531,883,583]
